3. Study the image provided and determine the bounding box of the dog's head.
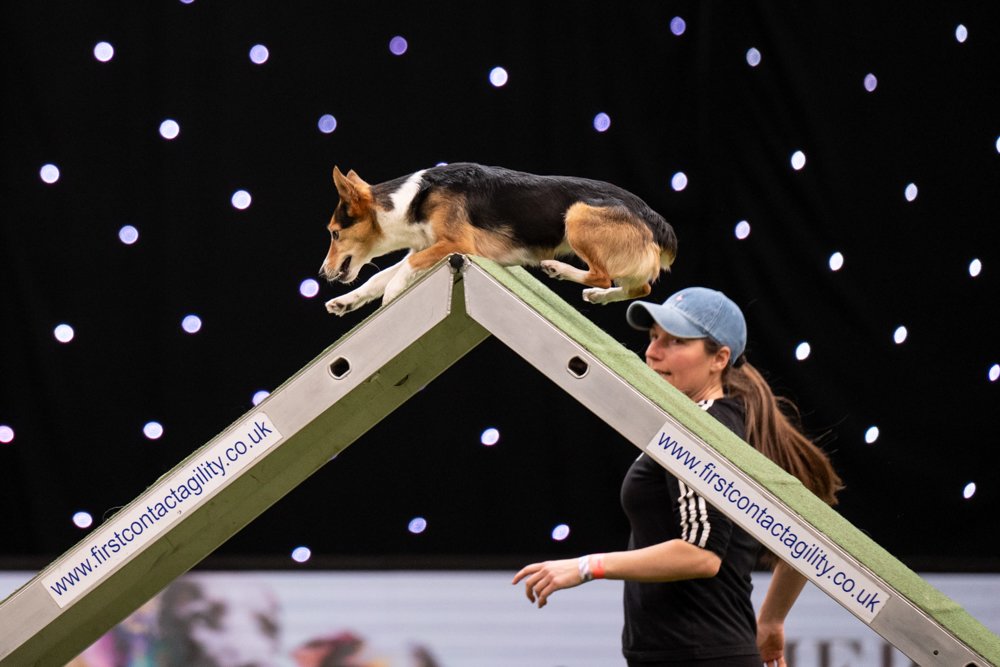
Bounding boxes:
[321,167,382,284]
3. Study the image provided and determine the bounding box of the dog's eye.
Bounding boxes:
[331,230,340,240]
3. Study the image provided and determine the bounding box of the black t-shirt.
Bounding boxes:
[620,397,762,663]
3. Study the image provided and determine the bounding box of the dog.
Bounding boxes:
[320,163,677,315]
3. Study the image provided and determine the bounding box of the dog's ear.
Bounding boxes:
[332,166,359,202]
[345,169,366,185]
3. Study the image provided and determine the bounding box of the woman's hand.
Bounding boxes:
[511,558,584,608]
[756,560,806,667]
[756,619,787,667]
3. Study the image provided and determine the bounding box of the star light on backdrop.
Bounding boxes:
[990,365,1000,383]
[2,2,998,567]
[389,36,408,56]
[159,119,180,140]
[299,278,320,298]
[118,225,140,245]
[39,164,60,184]
[231,189,252,210]
[734,220,751,240]
[408,517,428,535]
[488,66,508,87]
[249,44,270,65]
[53,324,75,344]
[181,315,203,334]
[317,114,338,134]
[670,172,688,192]
[93,41,114,63]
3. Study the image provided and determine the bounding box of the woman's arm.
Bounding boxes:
[757,560,808,666]
[512,539,721,608]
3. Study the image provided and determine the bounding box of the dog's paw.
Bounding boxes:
[582,287,622,305]
[540,260,564,280]
[325,294,363,316]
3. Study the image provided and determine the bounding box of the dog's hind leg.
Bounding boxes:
[539,203,615,288]
[544,202,659,304]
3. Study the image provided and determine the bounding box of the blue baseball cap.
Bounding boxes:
[626,287,747,365]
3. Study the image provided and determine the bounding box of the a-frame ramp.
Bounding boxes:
[1,255,997,666]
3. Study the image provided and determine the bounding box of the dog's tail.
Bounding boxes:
[643,208,677,270]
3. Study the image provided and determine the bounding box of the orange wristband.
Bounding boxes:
[590,554,606,579]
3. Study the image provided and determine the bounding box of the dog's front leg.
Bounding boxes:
[325,257,407,316]
[381,254,422,305]
[382,243,468,305]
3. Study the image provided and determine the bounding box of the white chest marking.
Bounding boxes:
[375,169,433,253]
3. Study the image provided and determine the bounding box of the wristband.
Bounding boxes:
[591,553,606,580]
[578,554,606,582]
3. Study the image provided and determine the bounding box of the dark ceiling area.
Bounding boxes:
[2,1,999,570]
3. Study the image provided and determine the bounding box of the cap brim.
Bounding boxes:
[626,301,706,339]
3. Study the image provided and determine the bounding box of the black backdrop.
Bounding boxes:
[2,1,998,570]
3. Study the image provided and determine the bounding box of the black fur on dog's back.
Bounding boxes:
[396,163,676,253]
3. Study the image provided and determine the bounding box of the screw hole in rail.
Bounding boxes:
[567,356,590,379]
[329,357,351,379]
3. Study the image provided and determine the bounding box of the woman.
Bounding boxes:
[513,287,842,667]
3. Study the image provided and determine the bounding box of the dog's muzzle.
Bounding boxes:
[326,255,351,282]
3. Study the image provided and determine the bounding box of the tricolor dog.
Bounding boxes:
[320,163,677,315]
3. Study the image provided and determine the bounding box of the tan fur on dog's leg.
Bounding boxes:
[564,203,662,302]
[549,202,647,290]
[406,241,473,270]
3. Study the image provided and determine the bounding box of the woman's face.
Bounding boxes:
[644,323,730,402]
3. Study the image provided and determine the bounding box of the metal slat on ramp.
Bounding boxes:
[1,255,997,666]
[0,261,489,665]
[460,258,997,667]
